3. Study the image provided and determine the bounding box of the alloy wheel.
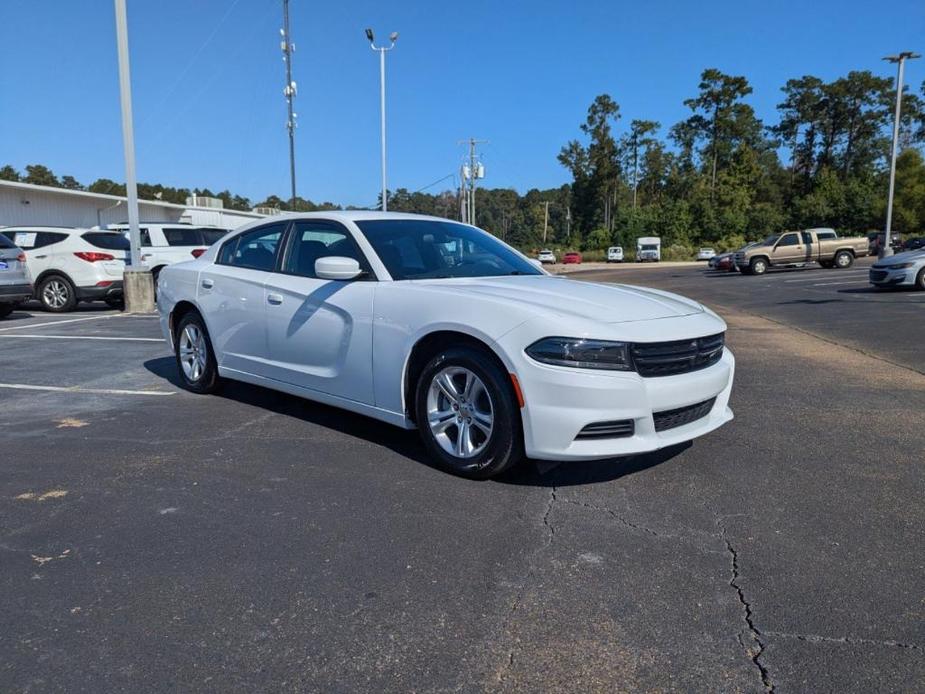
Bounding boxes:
[42,279,69,310]
[178,323,208,382]
[426,366,494,459]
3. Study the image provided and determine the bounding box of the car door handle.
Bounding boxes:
[34,254,47,259]
[201,278,214,289]
[267,293,283,305]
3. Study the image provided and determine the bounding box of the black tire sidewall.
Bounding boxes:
[38,275,77,312]
[835,251,853,268]
[917,268,925,291]
[0,303,14,318]
[414,346,523,479]
[174,312,220,394]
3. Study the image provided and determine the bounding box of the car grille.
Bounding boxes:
[869,269,888,282]
[631,333,725,377]
[653,398,716,432]
[575,419,635,440]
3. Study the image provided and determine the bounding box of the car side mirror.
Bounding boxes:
[315,256,363,280]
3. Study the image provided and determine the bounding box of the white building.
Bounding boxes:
[0,180,270,229]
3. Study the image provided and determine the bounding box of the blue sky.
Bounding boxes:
[1,0,922,207]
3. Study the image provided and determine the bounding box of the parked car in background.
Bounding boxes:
[903,237,925,252]
[708,252,736,272]
[108,223,229,283]
[157,212,734,479]
[0,232,32,318]
[869,250,925,290]
[697,248,716,261]
[537,249,556,264]
[563,251,582,264]
[735,228,869,275]
[607,246,624,262]
[1,226,129,311]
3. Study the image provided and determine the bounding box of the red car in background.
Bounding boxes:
[562,251,582,264]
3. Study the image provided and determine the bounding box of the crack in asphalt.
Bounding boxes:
[763,630,922,651]
[556,496,667,538]
[718,519,774,692]
[496,486,558,686]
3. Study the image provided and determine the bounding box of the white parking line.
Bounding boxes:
[0,383,175,396]
[0,334,163,342]
[0,312,159,333]
[0,314,118,332]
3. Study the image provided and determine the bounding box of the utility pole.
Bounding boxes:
[366,28,398,211]
[543,201,549,243]
[458,138,487,225]
[566,207,571,239]
[113,0,153,312]
[281,0,297,209]
[881,51,920,258]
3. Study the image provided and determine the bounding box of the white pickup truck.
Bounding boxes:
[107,223,230,282]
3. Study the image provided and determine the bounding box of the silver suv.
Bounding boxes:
[0,232,33,318]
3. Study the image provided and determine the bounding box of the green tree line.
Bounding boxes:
[3,67,923,254]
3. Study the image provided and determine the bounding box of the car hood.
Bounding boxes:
[874,249,925,266]
[416,276,704,323]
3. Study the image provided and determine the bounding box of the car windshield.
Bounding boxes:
[641,244,657,251]
[355,219,542,280]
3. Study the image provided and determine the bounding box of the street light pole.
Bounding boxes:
[881,51,920,258]
[113,0,153,312]
[282,0,297,209]
[366,29,398,211]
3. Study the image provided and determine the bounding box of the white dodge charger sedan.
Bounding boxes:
[157,212,734,478]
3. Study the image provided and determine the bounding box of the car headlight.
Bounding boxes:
[526,337,632,371]
[885,262,914,269]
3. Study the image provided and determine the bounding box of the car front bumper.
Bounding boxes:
[509,347,735,461]
[869,267,917,287]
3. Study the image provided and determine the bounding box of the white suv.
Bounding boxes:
[1,226,130,312]
[107,223,229,282]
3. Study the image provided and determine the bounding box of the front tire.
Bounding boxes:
[749,258,768,276]
[174,312,221,394]
[414,346,523,479]
[37,275,77,312]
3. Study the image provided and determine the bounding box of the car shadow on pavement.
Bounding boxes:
[144,355,693,486]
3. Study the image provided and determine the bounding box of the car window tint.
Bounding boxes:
[201,229,229,245]
[220,223,286,271]
[777,233,799,247]
[801,232,813,244]
[35,232,68,248]
[140,228,152,247]
[283,221,369,278]
[82,232,131,250]
[0,232,15,249]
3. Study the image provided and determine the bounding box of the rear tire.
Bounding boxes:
[916,268,925,291]
[37,275,77,312]
[174,312,221,394]
[834,251,854,269]
[414,346,523,479]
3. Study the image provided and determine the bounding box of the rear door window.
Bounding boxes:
[82,232,131,250]
[218,223,287,271]
[201,229,229,245]
[162,227,229,246]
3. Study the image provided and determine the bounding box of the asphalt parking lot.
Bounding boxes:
[1,263,923,692]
